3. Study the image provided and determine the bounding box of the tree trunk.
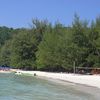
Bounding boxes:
[73,61,76,74]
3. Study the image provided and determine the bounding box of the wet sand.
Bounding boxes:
[15,71,100,89]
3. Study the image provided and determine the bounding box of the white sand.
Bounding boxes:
[16,70,100,89]
[0,69,20,73]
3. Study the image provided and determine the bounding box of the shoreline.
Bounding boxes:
[15,70,100,89]
[0,71,11,73]
[0,69,20,73]
[1,70,100,99]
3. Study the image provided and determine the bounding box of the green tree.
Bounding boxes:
[31,19,51,43]
[86,17,100,67]
[10,30,37,70]
[0,40,12,66]
[0,26,13,47]
[36,25,74,71]
[70,14,90,67]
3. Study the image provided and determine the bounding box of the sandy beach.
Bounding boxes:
[0,68,19,73]
[0,70,11,73]
[15,70,100,89]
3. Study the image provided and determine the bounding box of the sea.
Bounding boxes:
[0,73,100,100]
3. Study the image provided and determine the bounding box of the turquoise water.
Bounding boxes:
[0,73,99,100]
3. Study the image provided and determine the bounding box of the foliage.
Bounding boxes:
[10,30,37,69]
[0,40,12,66]
[0,16,100,71]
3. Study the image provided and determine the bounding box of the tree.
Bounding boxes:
[70,15,89,67]
[36,24,74,71]
[0,26,13,47]
[0,40,12,66]
[86,17,100,67]
[10,30,37,70]
[31,19,51,43]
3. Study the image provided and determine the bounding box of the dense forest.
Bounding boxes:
[0,15,100,71]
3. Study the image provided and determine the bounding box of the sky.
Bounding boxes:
[0,0,100,28]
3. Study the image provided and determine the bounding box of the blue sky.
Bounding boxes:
[0,0,100,28]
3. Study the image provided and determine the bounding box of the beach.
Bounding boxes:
[1,70,100,99]
[0,70,11,73]
[15,70,100,89]
[1,72,100,100]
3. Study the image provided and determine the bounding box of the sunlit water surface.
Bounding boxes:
[0,73,100,100]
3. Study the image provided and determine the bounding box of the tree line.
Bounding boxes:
[0,15,100,72]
